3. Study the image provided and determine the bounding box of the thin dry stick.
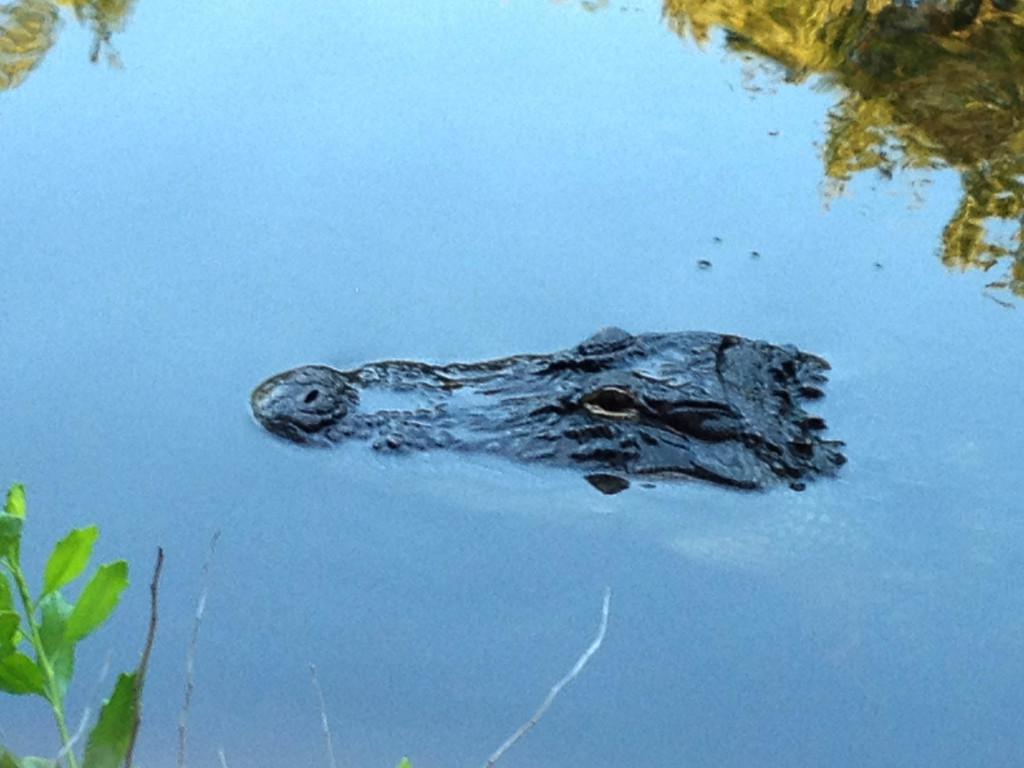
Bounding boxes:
[178,531,220,768]
[57,699,92,763]
[483,587,612,768]
[309,663,340,768]
[125,546,164,768]
[56,654,112,763]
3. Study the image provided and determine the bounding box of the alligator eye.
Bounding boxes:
[304,389,320,404]
[581,387,639,419]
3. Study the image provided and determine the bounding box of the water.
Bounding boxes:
[2,1,1023,766]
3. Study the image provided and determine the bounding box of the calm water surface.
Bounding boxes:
[2,1,1023,766]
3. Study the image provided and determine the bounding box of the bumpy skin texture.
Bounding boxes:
[250,327,846,493]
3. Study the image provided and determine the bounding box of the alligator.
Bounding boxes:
[250,327,846,494]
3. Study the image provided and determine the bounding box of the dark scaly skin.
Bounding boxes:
[250,327,846,493]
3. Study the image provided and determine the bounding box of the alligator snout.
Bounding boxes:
[250,365,358,444]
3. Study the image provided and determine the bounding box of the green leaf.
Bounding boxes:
[42,525,97,598]
[0,610,20,653]
[0,515,23,562]
[0,749,16,768]
[1,485,27,563]
[0,571,13,613]
[64,561,128,645]
[38,592,72,656]
[0,650,45,695]
[81,672,137,768]
[38,592,74,702]
[9,757,56,768]
[3,484,25,518]
[396,759,412,768]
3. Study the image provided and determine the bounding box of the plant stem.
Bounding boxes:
[10,562,79,768]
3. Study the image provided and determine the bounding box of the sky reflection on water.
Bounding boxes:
[2,1,1024,766]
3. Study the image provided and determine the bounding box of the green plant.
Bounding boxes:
[0,482,144,768]
[1,480,604,768]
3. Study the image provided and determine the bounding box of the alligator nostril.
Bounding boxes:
[304,389,320,404]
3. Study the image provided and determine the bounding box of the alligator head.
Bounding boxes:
[250,329,845,492]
